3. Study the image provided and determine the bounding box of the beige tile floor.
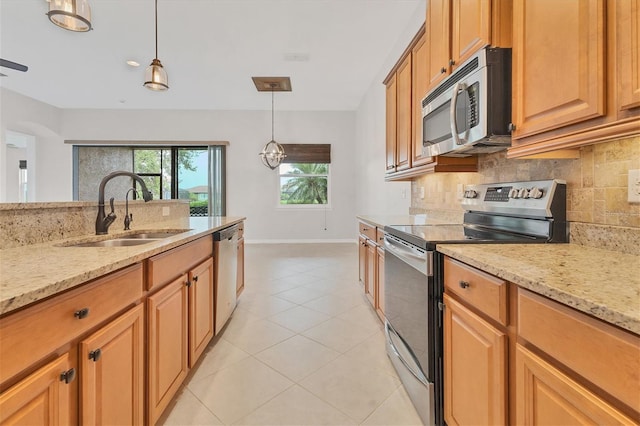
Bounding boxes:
[160,243,423,426]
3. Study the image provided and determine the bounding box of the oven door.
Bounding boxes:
[384,234,438,425]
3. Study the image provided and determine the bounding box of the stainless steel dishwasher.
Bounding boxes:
[213,224,239,334]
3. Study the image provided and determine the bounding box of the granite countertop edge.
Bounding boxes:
[437,243,640,336]
[0,216,245,316]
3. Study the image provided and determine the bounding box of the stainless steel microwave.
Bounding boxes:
[422,47,512,157]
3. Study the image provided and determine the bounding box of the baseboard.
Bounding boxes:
[245,239,357,244]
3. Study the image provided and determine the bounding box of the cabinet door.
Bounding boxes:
[396,54,412,171]
[358,235,367,286]
[411,32,435,167]
[188,257,214,367]
[451,0,491,67]
[516,344,636,424]
[512,0,606,139]
[0,353,72,425]
[80,304,144,426]
[427,0,451,91]
[443,294,507,426]
[617,0,640,112]
[147,276,188,425]
[237,237,245,297]
[365,240,377,307]
[385,74,397,173]
[376,246,385,320]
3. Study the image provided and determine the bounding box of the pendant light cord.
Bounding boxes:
[271,90,275,141]
[154,0,159,59]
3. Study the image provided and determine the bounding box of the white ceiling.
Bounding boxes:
[0,0,423,111]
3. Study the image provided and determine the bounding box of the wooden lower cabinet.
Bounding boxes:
[376,245,385,320]
[188,258,215,368]
[515,344,636,424]
[80,304,144,425]
[0,353,73,425]
[147,276,189,425]
[237,236,245,297]
[443,293,508,426]
[358,235,367,286]
[365,239,377,306]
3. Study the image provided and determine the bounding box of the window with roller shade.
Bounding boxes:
[277,144,331,207]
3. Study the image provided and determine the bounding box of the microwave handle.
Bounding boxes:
[450,82,467,146]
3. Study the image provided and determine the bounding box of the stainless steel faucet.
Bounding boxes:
[96,171,153,235]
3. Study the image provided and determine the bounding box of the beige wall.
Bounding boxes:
[411,136,640,228]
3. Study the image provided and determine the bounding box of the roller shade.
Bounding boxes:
[281,144,331,163]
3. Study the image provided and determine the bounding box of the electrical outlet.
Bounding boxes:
[629,170,640,203]
[162,206,170,216]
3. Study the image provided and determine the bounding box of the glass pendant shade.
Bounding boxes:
[144,59,169,91]
[259,140,287,170]
[47,0,92,32]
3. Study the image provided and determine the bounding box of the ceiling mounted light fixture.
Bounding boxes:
[254,77,291,170]
[144,0,168,91]
[46,0,92,32]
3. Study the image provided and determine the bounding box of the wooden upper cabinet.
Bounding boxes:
[426,0,508,93]
[512,0,606,139]
[617,0,640,112]
[396,53,413,171]
[451,0,492,68]
[385,74,397,173]
[426,0,451,90]
[412,31,434,167]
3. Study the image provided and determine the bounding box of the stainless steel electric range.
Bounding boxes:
[383,179,568,426]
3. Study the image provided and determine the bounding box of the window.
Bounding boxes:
[277,144,331,207]
[279,163,329,206]
[73,145,225,216]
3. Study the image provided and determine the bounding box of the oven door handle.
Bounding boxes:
[450,81,467,146]
[386,323,428,385]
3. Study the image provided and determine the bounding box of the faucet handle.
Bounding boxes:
[109,197,115,214]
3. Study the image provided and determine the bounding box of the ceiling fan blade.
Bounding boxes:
[0,59,28,72]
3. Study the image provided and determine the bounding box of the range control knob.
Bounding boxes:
[518,188,530,199]
[508,188,519,199]
[464,189,478,199]
[529,187,544,199]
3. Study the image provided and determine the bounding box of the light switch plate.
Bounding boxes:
[162,206,170,216]
[628,170,640,203]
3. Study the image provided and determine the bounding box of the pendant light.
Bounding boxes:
[46,0,92,32]
[259,86,287,170]
[144,0,169,91]
[253,77,291,170]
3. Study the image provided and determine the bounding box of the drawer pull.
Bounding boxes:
[74,308,90,319]
[60,368,76,384]
[89,349,102,362]
[193,276,199,283]
[459,280,470,289]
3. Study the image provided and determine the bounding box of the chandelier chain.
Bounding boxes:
[271,90,275,141]
[154,0,158,59]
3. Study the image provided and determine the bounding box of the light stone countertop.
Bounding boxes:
[0,216,245,315]
[357,214,459,228]
[437,243,640,335]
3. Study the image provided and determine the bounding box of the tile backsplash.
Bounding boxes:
[411,136,640,228]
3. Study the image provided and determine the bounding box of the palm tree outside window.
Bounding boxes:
[278,162,329,206]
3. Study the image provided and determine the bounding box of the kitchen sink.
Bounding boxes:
[67,239,156,248]
[126,230,191,239]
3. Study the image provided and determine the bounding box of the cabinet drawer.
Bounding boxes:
[444,257,508,326]
[518,288,640,414]
[147,236,212,291]
[0,264,143,385]
[358,221,376,241]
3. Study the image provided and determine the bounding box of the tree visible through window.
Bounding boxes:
[279,163,329,206]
